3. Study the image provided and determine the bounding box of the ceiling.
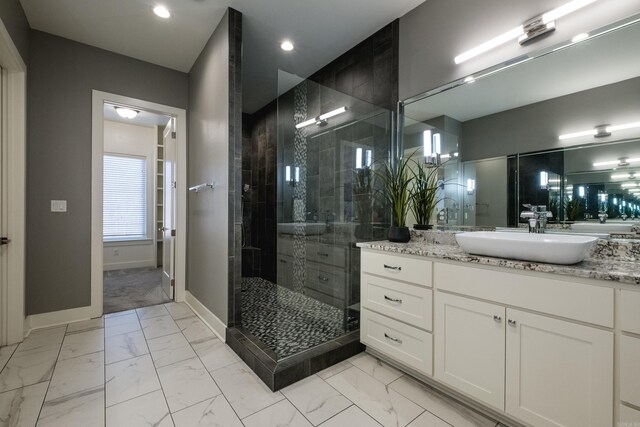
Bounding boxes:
[20,0,424,113]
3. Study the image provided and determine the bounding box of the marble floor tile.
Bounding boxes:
[0,345,17,372]
[407,410,451,427]
[105,354,161,407]
[46,351,104,401]
[106,389,173,427]
[282,374,351,425]
[349,353,403,385]
[58,329,104,361]
[38,386,104,427]
[0,346,59,393]
[242,399,312,427]
[175,317,215,343]
[136,305,169,321]
[319,405,381,427]
[326,367,424,427]
[140,315,180,340]
[172,394,242,427]
[389,376,496,427]
[104,313,141,338]
[316,360,353,380]
[156,357,221,413]
[66,318,104,335]
[210,362,284,419]
[18,326,66,353]
[104,309,136,319]
[0,381,48,427]
[105,330,149,365]
[191,337,239,372]
[147,333,196,369]
[163,302,195,321]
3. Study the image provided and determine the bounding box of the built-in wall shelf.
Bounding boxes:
[156,127,164,268]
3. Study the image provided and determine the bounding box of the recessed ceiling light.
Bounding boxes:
[281,40,294,51]
[153,6,171,19]
[115,107,139,119]
[572,33,589,42]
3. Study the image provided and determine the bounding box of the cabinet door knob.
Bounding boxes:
[384,295,403,304]
[508,319,517,326]
[383,264,401,271]
[384,333,402,344]
[493,315,502,322]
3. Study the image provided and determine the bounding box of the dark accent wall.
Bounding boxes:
[242,20,399,284]
[26,31,188,315]
[0,0,29,63]
[187,8,243,326]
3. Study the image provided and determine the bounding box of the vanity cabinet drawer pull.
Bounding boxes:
[383,264,402,271]
[384,333,402,344]
[384,295,403,304]
[493,315,502,322]
[508,319,517,326]
[318,252,329,257]
[318,276,329,282]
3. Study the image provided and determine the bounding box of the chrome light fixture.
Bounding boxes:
[466,179,476,195]
[560,121,640,140]
[355,148,372,169]
[295,107,347,129]
[454,0,598,64]
[539,171,549,190]
[285,165,299,186]
[424,131,442,167]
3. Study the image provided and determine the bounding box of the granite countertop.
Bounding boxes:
[357,239,640,286]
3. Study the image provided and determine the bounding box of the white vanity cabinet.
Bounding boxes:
[620,289,640,418]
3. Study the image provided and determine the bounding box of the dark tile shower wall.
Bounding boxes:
[243,20,399,283]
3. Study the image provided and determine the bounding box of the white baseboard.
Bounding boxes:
[103,260,156,271]
[184,291,226,341]
[25,305,101,336]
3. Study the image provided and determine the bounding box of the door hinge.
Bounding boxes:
[171,181,177,189]
[171,229,176,237]
[171,131,176,139]
[170,278,175,287]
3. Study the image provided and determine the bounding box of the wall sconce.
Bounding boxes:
[539,171,549,190]
[355,148,372,169]
[578,186,586,198]
[600,193,606,203]
[593,157,639,168]
[295,107,347,129]
[285,165,299,186]
[613,197,618,205]
[454,0,598,64]
[560,121,640,140]
[466,179,476,195]
[424,130,442,167]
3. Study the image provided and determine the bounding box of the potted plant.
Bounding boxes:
[409,160,442,230]
[564,198,584,222]
[375,153,414,243]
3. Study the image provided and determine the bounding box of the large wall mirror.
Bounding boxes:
[401,14,640,234]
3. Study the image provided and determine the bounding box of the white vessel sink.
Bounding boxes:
[570,222,638,233]
[278,222,326,235]
[456,232,598,265]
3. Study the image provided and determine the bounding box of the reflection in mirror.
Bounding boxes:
[401,15,640,236]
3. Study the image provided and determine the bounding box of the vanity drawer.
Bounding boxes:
[361,308,432,376]
[434,262,614,327]
[621,290,640,334]
[306,242,347,268]
[362,250,432,287]
[362,273,433,331]
[620,334,640,407]
[305,263,346,298]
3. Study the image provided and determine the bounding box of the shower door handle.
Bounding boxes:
[318,276,329,282]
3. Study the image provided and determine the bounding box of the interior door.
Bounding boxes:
[0,66,7,344]
[161,119,176,299]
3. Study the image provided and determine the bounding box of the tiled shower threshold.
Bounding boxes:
[226,326,363,391]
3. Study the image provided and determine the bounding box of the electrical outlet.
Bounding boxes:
[113,248,119,256]
[51,200,67,212]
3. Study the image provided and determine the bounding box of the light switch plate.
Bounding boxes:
[51,200,67,212]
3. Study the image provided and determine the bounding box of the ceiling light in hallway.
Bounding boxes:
[115,107,139,119]
[281,40,294,51]
[153,6,171,19]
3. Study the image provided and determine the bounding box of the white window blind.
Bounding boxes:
[103,154,147,239]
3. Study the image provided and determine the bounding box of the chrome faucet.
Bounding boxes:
[598,211,608,224]
[520,204,553,233]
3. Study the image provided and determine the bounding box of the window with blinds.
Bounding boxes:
[103,154,147,239]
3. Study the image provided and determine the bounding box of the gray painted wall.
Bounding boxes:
[187,9,243,326]
[461,77,640,161]
[0,0,29,63]
[399,0,640,100]
[27,31,188,315]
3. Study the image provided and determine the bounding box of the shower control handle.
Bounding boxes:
[384,295,402,304]
[279,259,287,264]
[318,252,329,257]
[318,276,329,282]
[384,333,402,344]
[383,264,402,271]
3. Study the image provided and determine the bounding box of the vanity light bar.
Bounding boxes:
[560,121,640,140]
[454,0,598,64]
[594,158,640,167]
[621,183,638,188]
[295,107,348,129]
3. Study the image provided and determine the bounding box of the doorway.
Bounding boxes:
[92,91,187,317]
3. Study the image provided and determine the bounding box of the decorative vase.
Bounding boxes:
[388,226,410,243]
[413,224,433,230]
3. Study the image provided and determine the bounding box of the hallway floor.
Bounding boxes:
[103,267,170,314]
[0,302,500,427]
